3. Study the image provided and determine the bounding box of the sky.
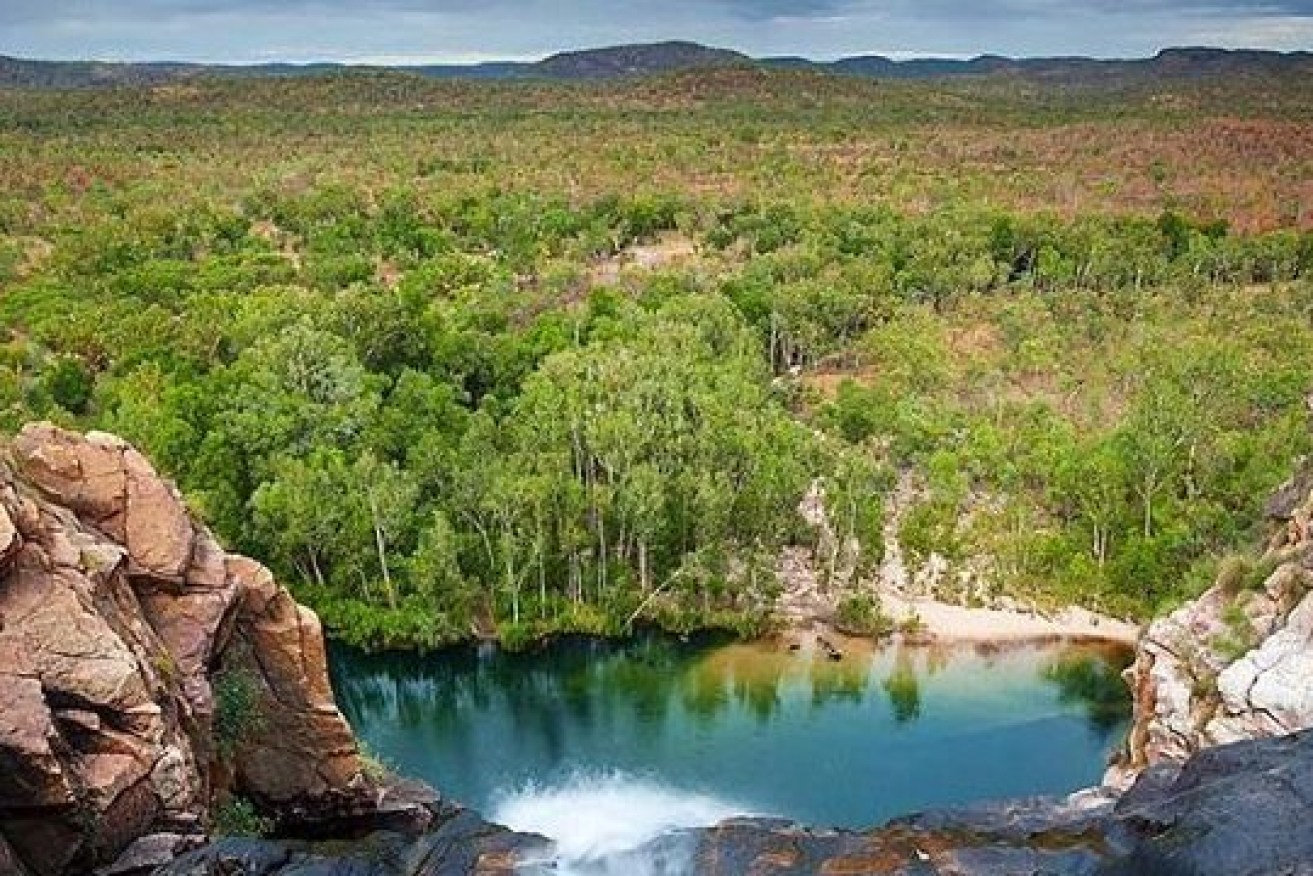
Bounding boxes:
[3,0,1313,65]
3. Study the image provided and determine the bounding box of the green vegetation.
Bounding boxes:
[212,796,273,838]
[2,69,1312,647]
[835,592,894,637]
[213,667,264,758]
[1043,651,1134,733]
[1212,602,1260,662]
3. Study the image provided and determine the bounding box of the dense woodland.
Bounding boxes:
[2,69,1312,648]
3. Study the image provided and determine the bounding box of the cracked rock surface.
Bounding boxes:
[1110,459,1313,786]
[0,423,373,875]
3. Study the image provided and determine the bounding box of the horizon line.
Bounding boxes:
[3,41,1310,69]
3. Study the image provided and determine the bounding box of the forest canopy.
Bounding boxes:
[2,70,1312,648]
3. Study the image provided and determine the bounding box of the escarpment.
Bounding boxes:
[0,423,375,875]
[1109,459,1313,785]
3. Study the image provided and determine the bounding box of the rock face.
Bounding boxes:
[695,729,1313,876]
[159,808,550,876]
[1110,460,1313,785]
[153,730,1313,875]
[0,424,374,875]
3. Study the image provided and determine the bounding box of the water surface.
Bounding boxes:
[330,633,1130,836]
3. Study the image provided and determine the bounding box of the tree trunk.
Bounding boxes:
[307,549,326,589]
[1143,485,1154,539]
[639,539,649,593]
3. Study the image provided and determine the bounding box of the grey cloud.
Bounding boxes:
[1,0,1310,63]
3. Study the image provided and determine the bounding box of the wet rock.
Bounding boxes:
[159,808,552,876]
[692,732,1313,876]
[1103,731,1313,876]
[96,833,205,875]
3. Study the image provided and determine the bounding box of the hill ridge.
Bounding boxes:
[2,41,1313,88]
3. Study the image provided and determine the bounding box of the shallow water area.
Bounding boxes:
[329,633,1131,871]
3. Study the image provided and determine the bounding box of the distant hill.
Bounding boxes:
[533,41,750,79]
[771,47,1313,82]
[2,42,1312,88]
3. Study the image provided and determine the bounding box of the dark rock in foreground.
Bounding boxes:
[156,730,1313,875]
[158,808,550,876]
[697,731,1313,874]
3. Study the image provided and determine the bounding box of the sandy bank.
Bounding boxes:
[880,591,1142,646]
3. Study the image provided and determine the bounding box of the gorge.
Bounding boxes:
[1,422,1311,874]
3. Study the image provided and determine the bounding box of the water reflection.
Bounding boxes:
[329,633,1132,829]
[883,652,922,724]
[1041,646,1134,739]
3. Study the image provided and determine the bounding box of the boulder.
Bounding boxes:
[0,424,373,875]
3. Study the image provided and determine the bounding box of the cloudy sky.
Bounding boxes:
[3,0,1312,64]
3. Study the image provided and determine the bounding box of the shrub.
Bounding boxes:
[834,592,893,637]
[43,357,93,414]
[213,796,273,838]
[357,740,394,783]
[213,666,265,759]
[1212,602,1257,662]
[899,499,961,569]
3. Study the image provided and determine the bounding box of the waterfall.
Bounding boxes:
[491,769,753,875]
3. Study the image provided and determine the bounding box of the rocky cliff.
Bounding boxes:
[1109,460,1313,786]
[0,424,375,875]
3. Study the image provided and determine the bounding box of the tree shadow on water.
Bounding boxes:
[882,652,922,725]
[1042,648,1133,739]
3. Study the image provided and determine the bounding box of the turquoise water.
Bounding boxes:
[329,633,1131,836]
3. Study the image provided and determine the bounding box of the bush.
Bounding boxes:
[43,357,94,414]
[357,739,394,783]
[1213,554,1277,597]
[1212,602,1258,662]
[834,591,893,637]
[899,499,961,569]
[213,796,273,838]
[213,666,265,759]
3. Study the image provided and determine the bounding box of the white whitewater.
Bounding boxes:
[491,770,753,875]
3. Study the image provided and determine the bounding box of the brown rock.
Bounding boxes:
[0,425,374,874]
[13,423,127,531]
[122,448,194,580]
[0,501,18,568]
[0,674,70,809]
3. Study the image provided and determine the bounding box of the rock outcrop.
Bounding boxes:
[697,729,1313,876]
[0,424,374,875]
[1109,460,1313,786]
[153,730,1313,875]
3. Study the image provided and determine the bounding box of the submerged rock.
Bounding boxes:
[0,424,377,875]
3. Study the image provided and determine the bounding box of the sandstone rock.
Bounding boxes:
[1110,460,1313,785]
[13,423,127,532]
[0,424,373,875]
[0,501,18,568]
[0,674,70,810]
[123,448,194,580]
